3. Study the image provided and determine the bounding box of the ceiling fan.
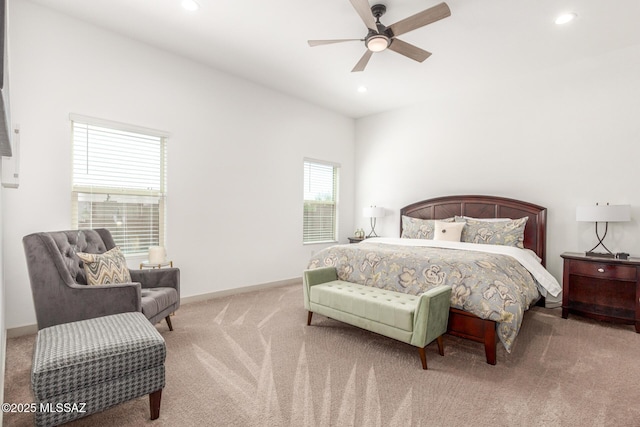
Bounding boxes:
[308,0,451,72]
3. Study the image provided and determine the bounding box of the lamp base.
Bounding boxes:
[585,251,615,258]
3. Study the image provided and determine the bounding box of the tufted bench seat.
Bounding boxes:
[31,312,166,426]
[303,267,452,370]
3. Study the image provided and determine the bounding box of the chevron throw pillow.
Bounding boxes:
[76,247,132,285]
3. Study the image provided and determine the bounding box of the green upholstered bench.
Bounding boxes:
[303,267,452,370]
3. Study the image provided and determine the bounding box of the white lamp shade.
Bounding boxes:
[363,206,385,218]
[576,205,631,222]
[148,246,167,264]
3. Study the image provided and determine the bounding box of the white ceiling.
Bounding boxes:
[26,0,640,118]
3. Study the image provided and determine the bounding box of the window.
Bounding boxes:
[303,159,339,243]
[71,115,168,256]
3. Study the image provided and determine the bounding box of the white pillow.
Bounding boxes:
[433,221,465,242]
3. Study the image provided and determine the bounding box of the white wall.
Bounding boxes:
[2,0,355,329]
[354,43,640,298]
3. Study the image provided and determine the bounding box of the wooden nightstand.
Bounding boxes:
[561,252,640,332]
[348,237,365,244]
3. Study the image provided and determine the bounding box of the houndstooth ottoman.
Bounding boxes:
[31,312,166,427]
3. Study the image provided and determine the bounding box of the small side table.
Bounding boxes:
[348,237,365,244]
[561,252,640,333]
[140,260,174,269]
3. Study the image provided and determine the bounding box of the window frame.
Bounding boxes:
[303,158,339,244]
[70,114,169,257]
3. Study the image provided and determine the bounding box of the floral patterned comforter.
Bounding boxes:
[307,240,542,352]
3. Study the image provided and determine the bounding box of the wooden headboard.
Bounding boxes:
[400,195,547,266]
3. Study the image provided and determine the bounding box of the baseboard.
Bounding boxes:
[6,277,303,338]
[6,324,37,338]
[180,277,302,305]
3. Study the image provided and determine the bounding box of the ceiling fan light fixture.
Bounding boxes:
[366,35,389,52]
[308,1,451,72]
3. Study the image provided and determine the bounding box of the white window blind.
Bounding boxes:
[71,117,167,256]
[303,159,338,243]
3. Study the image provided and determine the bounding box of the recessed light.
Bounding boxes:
[182,0,199,11]
[555,12,577,25]
[357,86,368,93]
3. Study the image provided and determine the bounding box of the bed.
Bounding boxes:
[308,195,561,365]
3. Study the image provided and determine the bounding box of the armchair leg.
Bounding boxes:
[165,316,173,331]
[418,347,428,370]
[149,389,162,420]
[307,311,313,326]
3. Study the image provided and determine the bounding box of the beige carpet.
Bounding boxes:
[3,283,640,427]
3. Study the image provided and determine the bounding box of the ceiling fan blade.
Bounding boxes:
[308,39,362,47]
[388,2,451,37]
[388,38,432,62]
[351,50,373,72]
[349,0,378,31]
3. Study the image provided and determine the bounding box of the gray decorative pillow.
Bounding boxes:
[401,216,454,239]
[459,217,528,248]
[76,246,132,285]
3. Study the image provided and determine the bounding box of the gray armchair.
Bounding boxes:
[23,229,180,330]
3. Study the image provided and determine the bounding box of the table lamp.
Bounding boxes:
[363,206,385,237]
[576,203,631,258]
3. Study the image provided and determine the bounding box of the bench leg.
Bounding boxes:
[437,335,444,356]
[165,316,173,331]
[418,347,428,370]
[307,311,313,326]
[149,389,162,420]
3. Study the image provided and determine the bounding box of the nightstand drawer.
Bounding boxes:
[568,260,636,281]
